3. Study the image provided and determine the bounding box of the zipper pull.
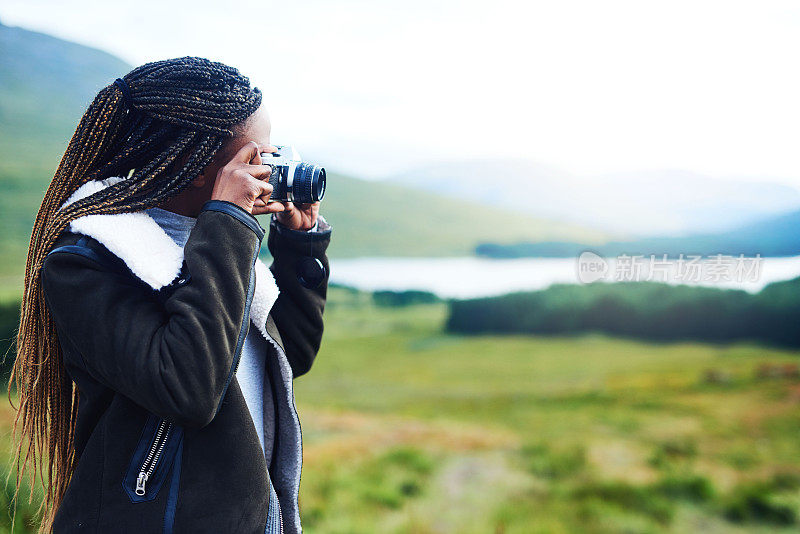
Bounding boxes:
[135,471,149,496]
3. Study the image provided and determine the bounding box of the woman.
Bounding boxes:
[10,57,331,533]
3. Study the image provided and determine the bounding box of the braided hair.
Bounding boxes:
[8,56,262,532]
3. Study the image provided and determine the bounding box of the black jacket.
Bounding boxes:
[40,199,330,533]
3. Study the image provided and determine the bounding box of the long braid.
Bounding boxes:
[8,56,262,533]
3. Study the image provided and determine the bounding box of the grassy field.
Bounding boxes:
[0,289,799,532]
[292,288,800,533]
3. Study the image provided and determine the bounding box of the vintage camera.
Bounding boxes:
[260,145,326,204]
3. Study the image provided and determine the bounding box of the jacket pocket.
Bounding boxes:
[123,413,184,503]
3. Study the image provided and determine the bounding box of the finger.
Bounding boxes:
[253,180,274,200]
[252,200,285,216]
[297,203,319,217]
[255,145,279,165]
[264,202,286,214]
[260,145,278,154]
[243,162,272,181]
[231,141,260,164]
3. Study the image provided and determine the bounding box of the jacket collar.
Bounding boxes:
[57,176,279,342]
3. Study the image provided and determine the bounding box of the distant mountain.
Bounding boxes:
[0,20,131,280]
[318,171,605,258]
[0,22,605,284]
[391,161,800,237]
[0,19,130,156]
[476,208,800,258]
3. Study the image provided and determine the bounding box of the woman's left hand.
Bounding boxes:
[275,201,319,231]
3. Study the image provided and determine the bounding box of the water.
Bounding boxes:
[329,256,800,299]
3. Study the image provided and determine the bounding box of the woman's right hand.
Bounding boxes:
[210,141,285,216]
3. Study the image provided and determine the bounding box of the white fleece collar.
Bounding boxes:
[57,176,279,342]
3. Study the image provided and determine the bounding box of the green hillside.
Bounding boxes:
[0,20,131,287]
[0,21,604,293]
[316,172,605,258]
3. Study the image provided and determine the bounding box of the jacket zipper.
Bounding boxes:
[135,420,173,496]
[264,336,294,534]
[270,475,284,534]
[278,494,284,534]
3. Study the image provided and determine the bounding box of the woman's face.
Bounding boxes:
[222,102,274,163]
[159,102,274,216]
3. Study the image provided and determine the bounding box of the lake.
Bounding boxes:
[329,255,800,299]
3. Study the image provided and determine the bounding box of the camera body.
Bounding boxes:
[260,145,326,204]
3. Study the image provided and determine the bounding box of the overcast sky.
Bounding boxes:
[3,0,800,184]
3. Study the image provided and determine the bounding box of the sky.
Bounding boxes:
[2,0,800,184]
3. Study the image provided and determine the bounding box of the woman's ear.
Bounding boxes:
[191,174,206,188]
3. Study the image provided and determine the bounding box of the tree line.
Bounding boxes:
[446,277,800,347]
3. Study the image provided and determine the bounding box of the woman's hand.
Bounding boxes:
[276,201,320,231]
[210,141,285,216]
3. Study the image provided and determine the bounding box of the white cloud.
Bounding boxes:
[3,0,800,183]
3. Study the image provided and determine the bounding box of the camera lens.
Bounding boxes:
[293,163,326,203]
[316,168,326,200]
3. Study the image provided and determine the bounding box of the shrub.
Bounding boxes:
[372,290,441,307]
[357,447,435,510]
[649,438,698,468]
[521,443,586,480]
[573,481,674,525]
[655,475,715,502]
[722,484,797,526]
[770,471,800,491]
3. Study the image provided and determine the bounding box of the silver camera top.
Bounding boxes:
[259,145,301,167]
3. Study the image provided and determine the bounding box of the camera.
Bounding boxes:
[260,145,326,204]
